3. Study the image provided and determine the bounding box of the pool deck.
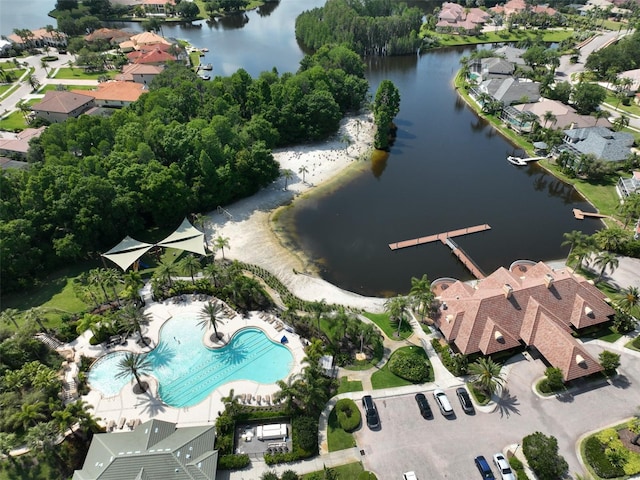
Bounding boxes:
[71,295,306,431]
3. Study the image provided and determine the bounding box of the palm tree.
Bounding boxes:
[298,165,309,183]
[52,408,78,439]
[89,268,110,303]
[594,251,619,283]
[179,253,201,282]
[40,58,49,77]
[65,399,100,438]
[16,100,31,121]
[115,352,152,393]
[203,261,221,288]
[561,230,589,266]
[385,295,410,336]
[282,168,294,190]
[123,270,144,300]
[468,357,505,395]
[618,286,640,314]
[308,299,327,331]
[221,389,241,415]
[155,259,179,289]
[358,322,378,354]
[120,305,152,346]
[102,268,122,306]
[409,274,434,319]
[198,301,224,340]
[612,114,629,132]
[542,110,557,128]
[23,307,47,332]
[273,374,302,413]
[0,308,20,329]
[214,236,230,260]
[11,402,47,432]
[25,421,66,471]
[592,109,608,126]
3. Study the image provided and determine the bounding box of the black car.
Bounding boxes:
[474,455,496,479]
[456,387,474,414]
[362,395,380,429]
[414,393,433,419]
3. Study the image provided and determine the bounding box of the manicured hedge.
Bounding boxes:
[584,435,625,478]
[388,351,429,383]
[217,454,250,470]
[335,398,361,432]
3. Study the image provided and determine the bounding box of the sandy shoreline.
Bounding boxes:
[203,113,386,313]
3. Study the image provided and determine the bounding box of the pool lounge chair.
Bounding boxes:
[240,393,247,404]
[246,394,253,404]
[118,417,126,430]
[107,420,116,432]
[126,419,135,429]
[132,418,141,428]
[264,394,271,405]
[256,395,262,404]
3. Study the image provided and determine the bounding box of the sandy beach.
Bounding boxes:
[203,113,386,313]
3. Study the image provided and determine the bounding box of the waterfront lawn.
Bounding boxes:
[327,407,356,451]
[363,311,413,340]
[425,28,574,46]
[52,68,116,81]
[337,377,363,394]
[0,111,27,131]
[302,462,365,479]
[39,84,96,93]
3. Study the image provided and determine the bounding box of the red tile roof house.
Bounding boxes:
[31,90,94,123]
[116,64,164,85]
[71,81,147,108]
[7,28,68,49]
[0,126,46,158]
[491,0,557,18]
[432,261,615,381]
[127,48,177,65]
[84,28,133,46]
[436,2,491,34]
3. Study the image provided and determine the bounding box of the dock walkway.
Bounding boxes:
[445,238,485,279]
[388,224,491,250]
[573,208,606,220]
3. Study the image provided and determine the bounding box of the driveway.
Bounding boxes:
[354,340,640,479]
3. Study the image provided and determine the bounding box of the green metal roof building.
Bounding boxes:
[72,419,218,480]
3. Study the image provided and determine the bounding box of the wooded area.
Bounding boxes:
[0,46,369,293]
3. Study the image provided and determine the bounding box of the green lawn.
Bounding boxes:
[327,407,356,451]
[371,345,433,389]
[337,377,363,394]
[0,84,15,97]
[363,311,413,340]
[0,110,28,132]
[302,462,365,479]
[52,68,116,81]
[425,28,574,46]
[39,84,96,93]
[603,94,640,117]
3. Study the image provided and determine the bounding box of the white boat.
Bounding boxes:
[201,64,213,70]
[507,155,527,166]
[198,74,211,81]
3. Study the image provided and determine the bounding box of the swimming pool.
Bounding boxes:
[88,314,294,407]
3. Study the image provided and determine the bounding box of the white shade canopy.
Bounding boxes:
[102,219,205,271]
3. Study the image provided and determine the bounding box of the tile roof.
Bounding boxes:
[32,90,94,114]
[0,126,46,154]
[71,81,147,102]
[563,126,634,162]
[481,77,541,105]
[85,28,132,43]
[433,261,615,381]
[514,99,612,129]
[72,419,218,480]
[128,48,176,64]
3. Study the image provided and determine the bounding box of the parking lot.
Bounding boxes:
[354,389,519,479]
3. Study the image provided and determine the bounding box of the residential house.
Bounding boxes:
[0,39,12,55]
[470,57,515,83]
[127,47,177,65]
[432,261,615,381]
[617,68,640,93]
[84,28,133,46]
[436,2,491,34]
[491,0,557,18]
[0,156,29,170]
[117,63,164,85]
[617,171,640,198]
[71,81,147,108]
[579,0,632,17]
[477,77,541,105]
[31,90,94,123]
[0,126,46,158]
[119,31,171,53]
[8,28,67,49]
[512,98,612,130]
[560,126,634,162]
[492,45,527,66]
[110,0,176,15]
[72,419,218,480]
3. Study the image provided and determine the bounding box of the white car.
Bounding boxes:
[433,389,454,416]
[403,472,418,480]
[493,453,516,480]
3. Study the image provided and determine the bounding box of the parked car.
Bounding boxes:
[475,456,496,479]
[433,389,454,416]
[493,453,516,480]
[362,395,380,429]
[414,393,432,419]
[456,387,474,414]
[403,472,418,480]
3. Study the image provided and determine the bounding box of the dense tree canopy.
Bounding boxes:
[295,0,423,56]
[373,79,400,149]
[0,49,368,293]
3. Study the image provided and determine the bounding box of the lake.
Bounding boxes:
[2,0,601,296]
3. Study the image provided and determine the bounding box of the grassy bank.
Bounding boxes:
[423,28,575,47]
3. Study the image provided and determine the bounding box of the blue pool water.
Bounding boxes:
[88,315,294,407]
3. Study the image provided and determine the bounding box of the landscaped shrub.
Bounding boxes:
[281,470,300,480]
[522,431,568,480]
[507,456,528,480]
[335,398,361,432]
[431,337,444,353]
[539,367,564,394]
[584,435,625,478]
[217,453,250,470]
[599,350,621,375]
[266,416,318,465]
[389,350,429,383]
[440,348,468,376]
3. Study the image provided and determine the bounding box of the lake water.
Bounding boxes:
[3,0,601,296]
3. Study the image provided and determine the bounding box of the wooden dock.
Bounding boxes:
[444,238,485,280]
[388,224,491,250]
[573,209,606,220]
